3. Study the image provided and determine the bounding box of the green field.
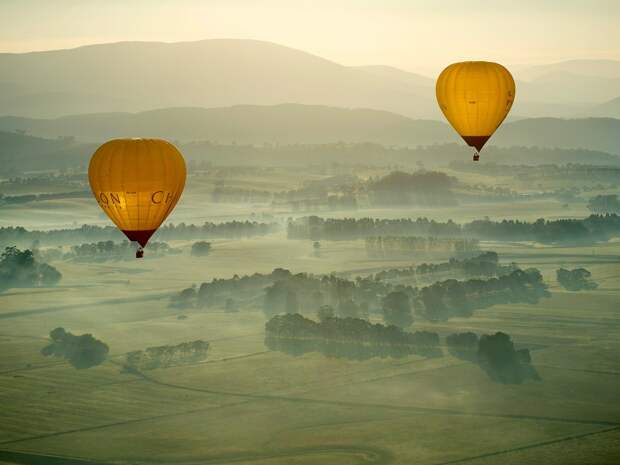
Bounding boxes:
[1,228,619,464]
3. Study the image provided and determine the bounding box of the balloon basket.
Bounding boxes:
[136,248,144,259]
[473,153,480,162]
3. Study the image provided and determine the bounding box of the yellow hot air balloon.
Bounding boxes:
[436,61,515,161]
[88,139,186,258]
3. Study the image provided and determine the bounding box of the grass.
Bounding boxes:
[1,193,619,463]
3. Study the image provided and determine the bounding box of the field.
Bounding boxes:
[1,222,619,464]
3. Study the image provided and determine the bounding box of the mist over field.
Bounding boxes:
[1,2,620,464]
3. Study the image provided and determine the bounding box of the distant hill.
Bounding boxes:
[513,60,620,117]
[1,39,619,119]
[589,97,620,118]
[0,105,455,146]
[0,131,94,174]
[492,117,620,154]
[0,39,437,119]
[2,123,619,175]
[0,104,618,154]
[517,60,620,80]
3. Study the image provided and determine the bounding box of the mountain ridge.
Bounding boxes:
[0,104,618,154]
[2,39,619,119]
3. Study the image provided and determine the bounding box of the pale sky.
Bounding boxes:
[1,0,618,74]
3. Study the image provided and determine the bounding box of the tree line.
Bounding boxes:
[265,313,441,360]
[0,246,62,292]
[588,195,620,214]
[170,253,548,323]
[125,340,210,371]
[35,240,180,262]
[265,314,538,383]
[0,220,279,247]
[365,236,479,257]
[288,214,620,244]
[373,251,517,284]
[419,268,549,321]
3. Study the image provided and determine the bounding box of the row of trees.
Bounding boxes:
[374,251,516,283]
[588,195,620,214]
[365,236,479,257]
[265,315,538,384]
[35,240,180,262]
[0,190,89,205]
[288,214,620,244]
[170,253,547,324]
[40,327,109,369]
[0,246,62,292]
[125,340,210,371]
[0,220,279,247]
[265,313,441,360]
[419,268,549,321]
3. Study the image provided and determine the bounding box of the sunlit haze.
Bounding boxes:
[1,0,619,74]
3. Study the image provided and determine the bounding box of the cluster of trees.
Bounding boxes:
[367,171,457,207]
[360,252,514,286]
[125,340,210,371]
[211,186,273,204]
[40,327,109,369]
[59,240,181,261]
[0,173,87,196]
[0,220,279,247]
[0,190,89,205]
[288,216,462,241]
[190,241,212,257]
[271,174,360,212]
[447,331,539,384]
[588,195,620,214]
[0,246,62,292]
[419,268,549,321]
[556,268,598,291]
[365,236,479,257]
[464,214,620,244]
[171,268,402,317]
[288,214,620,244]
[451,162,620,186]
[265,313,441,360]
[171,253,546,323]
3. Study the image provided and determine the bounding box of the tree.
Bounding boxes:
[317,305,335,322]
[338,299,359,319]
[285,290,299,314]
[556,267,598,291]
[0,246,62,292]
[41,327,109,369]
[382,291,413,328]
[191,241,212,257]
[478,332,534,384]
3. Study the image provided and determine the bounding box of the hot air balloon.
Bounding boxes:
[436,61,515,161]
[88,139,186,258]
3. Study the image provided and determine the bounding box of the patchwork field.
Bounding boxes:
[0,234,619,464]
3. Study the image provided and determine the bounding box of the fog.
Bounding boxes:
[1,4,620,463]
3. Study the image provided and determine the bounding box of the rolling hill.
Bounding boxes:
[1,39,620,119]
[0,105,618,154]
[0,39,437,119]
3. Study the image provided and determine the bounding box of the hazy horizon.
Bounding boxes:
[1,4,620,465]
[1,0,619,75]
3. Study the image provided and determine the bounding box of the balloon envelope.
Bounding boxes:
[436,61,515,153]
[88,138,186,248]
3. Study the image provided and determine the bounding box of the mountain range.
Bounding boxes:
[1,105,618,155]
[1,39,619,119]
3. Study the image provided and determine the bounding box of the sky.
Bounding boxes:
[1,0,618,74]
